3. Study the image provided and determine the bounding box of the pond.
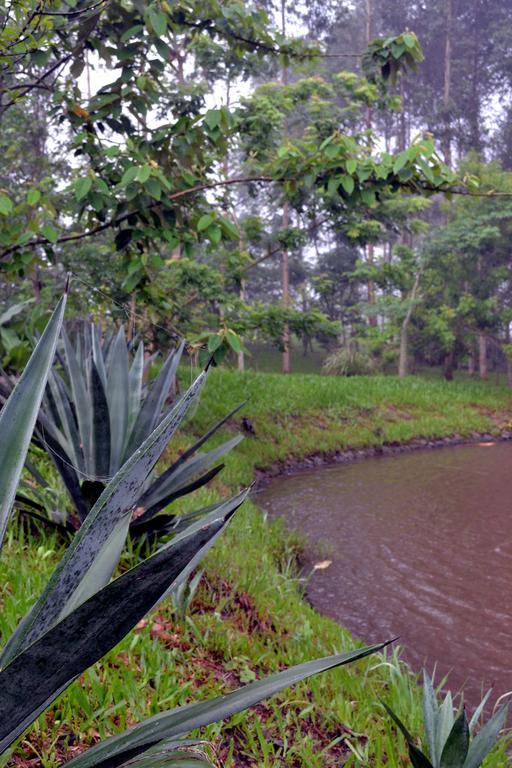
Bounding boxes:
[258,442,512,705]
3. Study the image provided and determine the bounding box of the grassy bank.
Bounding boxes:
[2,371,511,767]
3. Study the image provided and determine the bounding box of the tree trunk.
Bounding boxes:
[479,333,488,380]
[398,326,408,378]
[467,344,475,376]
[281,0,290,374]
[364,0,377,327]
[238,279,246,372]
[507,358,512,388]
[398,270,421,378]
[444,349,455,381]
[442,0,453,166]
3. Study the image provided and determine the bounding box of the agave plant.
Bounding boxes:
[383,669,508,768]
[0,287,386,767]
[11,321,244,542]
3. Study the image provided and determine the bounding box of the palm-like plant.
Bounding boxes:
[383,670,508,768]
[0,287,385,767]
[14,322,243,542]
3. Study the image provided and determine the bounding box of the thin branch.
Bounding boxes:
[38,0,107,16]
[0,175,273,260]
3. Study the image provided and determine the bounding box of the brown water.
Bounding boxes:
[258,443,512,704]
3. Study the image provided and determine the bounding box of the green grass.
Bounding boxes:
[2,370,511,767]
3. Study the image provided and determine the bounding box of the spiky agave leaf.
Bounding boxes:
[32,329,244,540]
[0,289,67,552]
[0,370,208,667]
[64,641,392,768]
[0,494,246,754]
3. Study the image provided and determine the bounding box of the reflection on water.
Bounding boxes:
[258,443,512,704]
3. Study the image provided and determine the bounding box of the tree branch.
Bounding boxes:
[0,175,273,260]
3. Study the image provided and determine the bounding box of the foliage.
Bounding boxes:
[0,294,386,766]
[21,322,244,542]
[323,337,383,376]
[383,669,508,768]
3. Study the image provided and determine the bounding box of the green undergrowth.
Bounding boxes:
[2,370,512,767]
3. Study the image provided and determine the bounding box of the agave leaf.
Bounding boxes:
[64,641,392,768]
[381,701,434,768]
[127,342,144,437]
[91,362,111,479]
[120,746,214,768]
[0,507,235,755]
[107,328,129,474]
[134,465,225,524]
[91,324,108,393]
[62,326,93,474]
[130,495,234,540]
[151,490,249,610]
[0,292,67,553]
[0,298,34,326]
[436,691,455,767]
[468,690,492,736]
[423,669,439,766]
[34,412,88,521]
[156,402,246,478]
[0,371,207,666]
[126,344,183,457]
[440,710,469,768]
[138,436,243,516]
[47,369,84,472]
[463,705,508,768]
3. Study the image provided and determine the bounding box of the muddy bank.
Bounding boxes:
[254,428,512,487]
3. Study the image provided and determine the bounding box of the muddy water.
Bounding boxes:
[258,443,512,704]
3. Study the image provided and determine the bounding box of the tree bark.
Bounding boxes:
[238,278,246,372]
[478,333,488,380]
[507,357,512,388]
[442,0,453,166]
[281,0,290,374]
[398,270,421,378]
[444,349,455,381]
[364,0,377,327]
[467,343,475,376]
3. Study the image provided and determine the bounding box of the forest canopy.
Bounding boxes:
[0,0,511,379]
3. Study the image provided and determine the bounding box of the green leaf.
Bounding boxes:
[106,328,129,473]
[393,151,409,174]
[75,177,92,201]
[463,706,508,768]
[0,291,67,551]
[204,110,221,130]
[148,6,167,37]
[382,701,434,768]
[436,692,455,766]
[423,670,438,766]
[440,710,469,768]
[207,225,222,245]
[145,178,162,200]
[137,165,152,183]
[340,175,355,195]
[27,189,41,206]
[197,214,214,232]
[226,330,242,354]
[64,641,390,768]
[0,194,13,216]
[120,166,138,187]
[42,225,59,244]
[207,334,222,353]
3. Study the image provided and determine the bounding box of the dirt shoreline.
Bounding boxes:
[254,428,512,488]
